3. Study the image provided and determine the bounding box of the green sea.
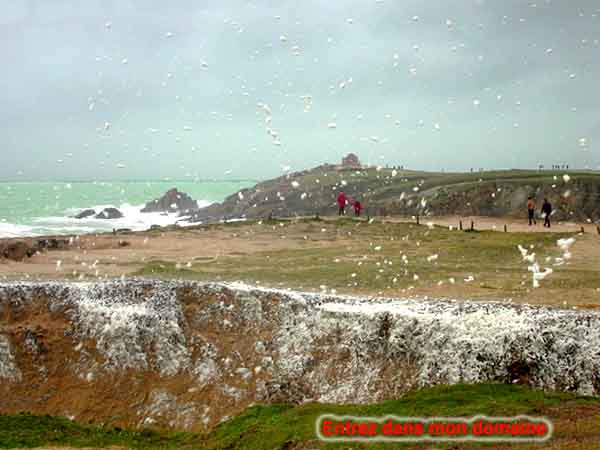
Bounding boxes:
[0,180,254,237]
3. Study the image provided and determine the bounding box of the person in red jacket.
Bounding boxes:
[353,200,363,217]
[337,192,347,216]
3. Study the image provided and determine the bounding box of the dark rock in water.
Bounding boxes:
[141,188,197,214]
[95,208,123,219]
[74,209,96,219]
[2,241,36,261]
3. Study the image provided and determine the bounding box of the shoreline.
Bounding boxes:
[1,214,596,241]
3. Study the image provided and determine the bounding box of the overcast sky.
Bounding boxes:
[1,0,599,180]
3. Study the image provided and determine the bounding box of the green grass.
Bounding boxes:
[0,413,197,449]
[135,220,579,303]
[2,383,597,449]
[203,383,574,450]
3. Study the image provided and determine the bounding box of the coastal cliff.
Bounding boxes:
[1,280,600,431]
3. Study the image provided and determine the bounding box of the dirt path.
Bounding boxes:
[0,224,322,280]
[385,214,598,233]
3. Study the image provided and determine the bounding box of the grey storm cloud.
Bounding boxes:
[1,0,599,180]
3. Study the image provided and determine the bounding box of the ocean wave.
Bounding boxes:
[0,200,212,238]
[0,222,35,238]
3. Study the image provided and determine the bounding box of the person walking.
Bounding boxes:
[541,198,552,228]
[527,196,536,226]
[337,191,347,216]
[353,200,363,217]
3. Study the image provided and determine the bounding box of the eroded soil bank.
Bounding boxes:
[1,280,599,432]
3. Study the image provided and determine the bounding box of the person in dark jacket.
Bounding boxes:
[541,198,552,228]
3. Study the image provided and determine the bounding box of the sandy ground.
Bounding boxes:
[3,215,594,275]
[0,222,332,280]
[1,215,599,307]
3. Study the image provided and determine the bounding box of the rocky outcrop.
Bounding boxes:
[1,242,36,261]
[95,208,123,219]
[141,189,198,214]
[187,168,600,223]
[74,209,96,219]
[1,280,600,432]
[385,178,600,222]
[1,239,72,261]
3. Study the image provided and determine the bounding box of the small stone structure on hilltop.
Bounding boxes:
[341,153,361,168]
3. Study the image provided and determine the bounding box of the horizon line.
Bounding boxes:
[0,167,598,184]
[0,178,260,184]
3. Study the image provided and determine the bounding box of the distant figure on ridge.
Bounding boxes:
[541,198,552,228]
[527,196,536,226]
[337,192,347,216]
[353,199,363,217]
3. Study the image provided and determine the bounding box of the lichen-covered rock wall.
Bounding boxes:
[0,280,599,431]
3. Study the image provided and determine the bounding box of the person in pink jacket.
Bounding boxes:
[337,192,347,216]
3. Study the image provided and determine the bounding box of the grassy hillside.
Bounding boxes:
[189,167,600,223]
[3,383,600,450]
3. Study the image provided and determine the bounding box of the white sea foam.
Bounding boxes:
[0,222,35,238]
[0,200,212,238]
